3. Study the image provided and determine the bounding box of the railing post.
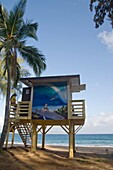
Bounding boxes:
[83,100,85,119]
[68,100,71,119]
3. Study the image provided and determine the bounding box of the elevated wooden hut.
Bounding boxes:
[6,74,86,157]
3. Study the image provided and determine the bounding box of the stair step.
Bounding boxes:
[16,123,32,146]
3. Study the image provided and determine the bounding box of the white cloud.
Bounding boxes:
[89,112,113,126]
[99,112,113,125]
[98,31,113,51]
[79,111,113,134]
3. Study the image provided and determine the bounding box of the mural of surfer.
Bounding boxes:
[32,82,68,120]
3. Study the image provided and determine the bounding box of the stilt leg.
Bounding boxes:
[73,125,75,153]
[42,125,46,149]
[11,129,15,147]
[31,123,37,152]
[69,120,74,158]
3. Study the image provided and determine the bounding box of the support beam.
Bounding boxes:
[37,126,42,133]
[45,125,53,134]
[69,120,74,158]
[31,123,37,152]
[61,125,69,134]
[42,125,46,149]
[73,125,75,153]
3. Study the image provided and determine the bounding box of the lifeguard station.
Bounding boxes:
[6,74,86,158]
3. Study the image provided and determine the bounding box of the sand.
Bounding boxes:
[0,145,113,170]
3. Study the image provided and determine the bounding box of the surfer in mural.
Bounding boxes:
[42,104,49,111]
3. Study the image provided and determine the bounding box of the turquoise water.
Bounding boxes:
[7,133,113,147]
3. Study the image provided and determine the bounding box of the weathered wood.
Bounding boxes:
[42,125,46,149]
[7,99,85,158]
[70,84,86,92]
[73,125,75,153]
[69,120,74,158]
[6,74,86,158]
[11,129,15,147]
[68,100,85,119]
[20,75,80,87]
[31,123,37,152]
[61,125,69,134]
[16,101,32,119]
[45,126,53,134]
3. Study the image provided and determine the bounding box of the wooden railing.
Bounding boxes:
[68,100,85,119]
[9,104,17,118]
[10,100,85,120]
[16,101,32,119]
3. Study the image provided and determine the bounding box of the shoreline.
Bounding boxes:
[6,143,113,155]
[44,145,113,154]
[7,142,113,148]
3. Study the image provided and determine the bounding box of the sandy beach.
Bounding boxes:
[0,145,113,170]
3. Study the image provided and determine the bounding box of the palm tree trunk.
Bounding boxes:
[0,55,11,148]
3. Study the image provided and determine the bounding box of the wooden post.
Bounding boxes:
[11,129,15,147]
[73,125,75,153]
[31,123,37,152]
[42,125,46,149]
[69,120,74,158]
[36,125,38,147]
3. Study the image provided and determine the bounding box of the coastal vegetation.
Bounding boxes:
[90,0,113,28]
[0,0,46,148]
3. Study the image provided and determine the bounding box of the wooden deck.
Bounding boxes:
[6,99,86,158]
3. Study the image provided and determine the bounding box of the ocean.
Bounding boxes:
[7,133,113,147]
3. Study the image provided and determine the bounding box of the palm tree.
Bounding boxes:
[0,58,30,96]
[0,59,6,96]
[0,0,46,148]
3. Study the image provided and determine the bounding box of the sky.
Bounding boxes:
[0,0,113,134]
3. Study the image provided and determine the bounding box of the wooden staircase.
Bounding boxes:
[16,123,32,146]
[9,102,32,146]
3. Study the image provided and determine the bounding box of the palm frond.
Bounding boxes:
[1,56,7,77]
[8,0,27,36]
[0,4,9,24]
[18,45,46,75]
[0,4,9,38]
[17,20,38,40]
[20,68,30,77]
[0,0,46,97]
[0,42,4,51]
[2,40,14,52]
[0,29,7,39]
[13,82,22,94]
